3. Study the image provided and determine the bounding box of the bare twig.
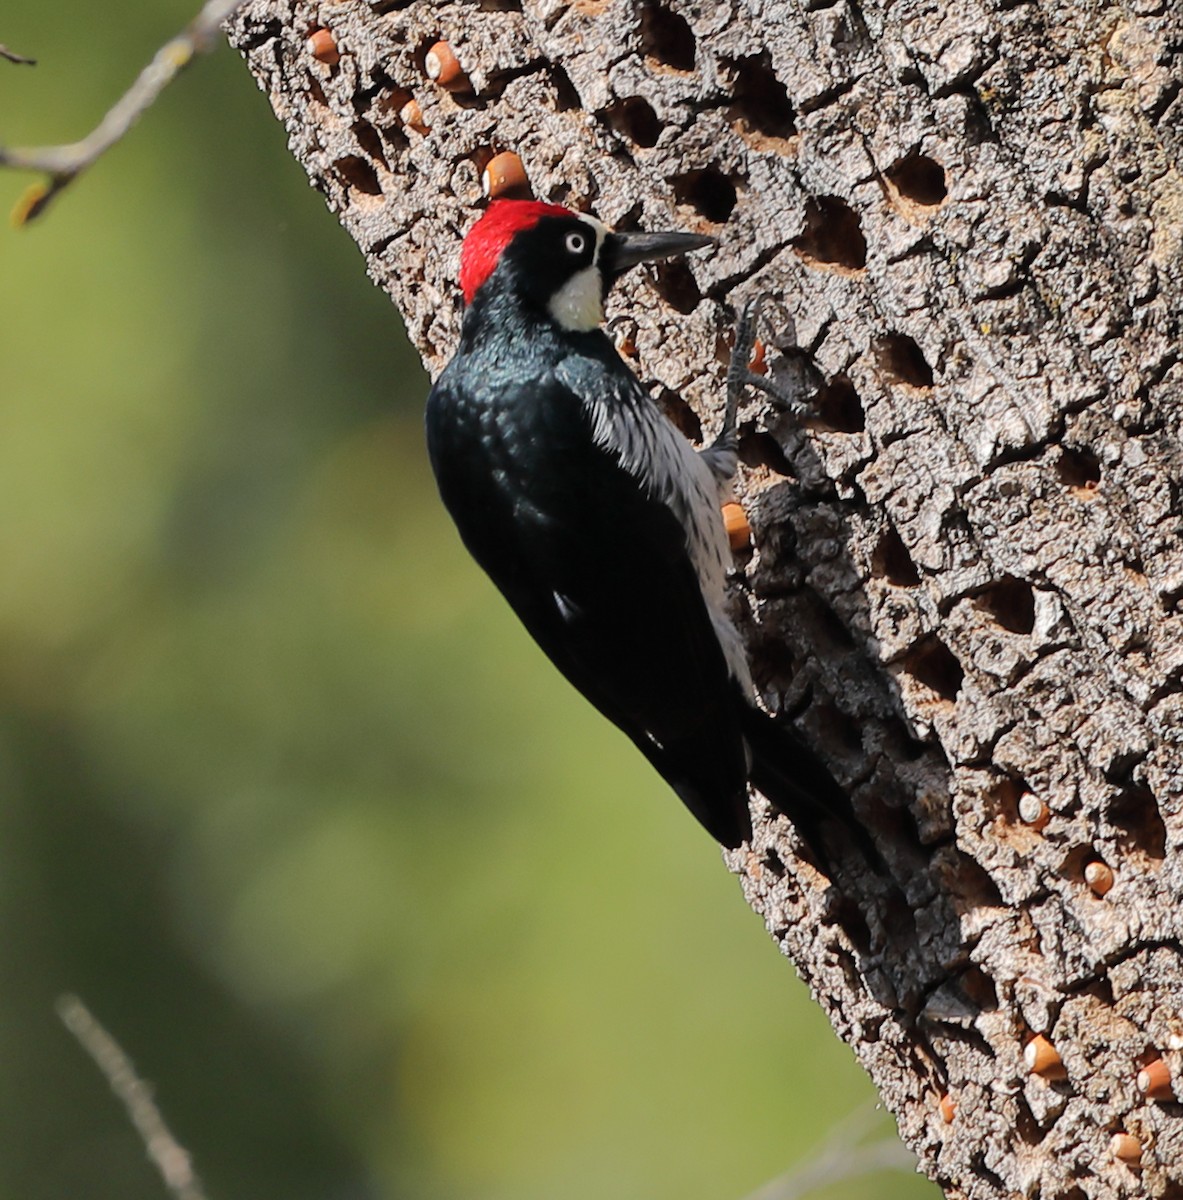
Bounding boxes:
[738,1103,916,1200]
[0,44,37,65]
[56,994,210,1200]
[1,0,246,224]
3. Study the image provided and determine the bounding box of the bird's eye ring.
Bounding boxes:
[565,231,587,255]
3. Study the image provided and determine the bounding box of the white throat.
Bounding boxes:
[547,216,608,332]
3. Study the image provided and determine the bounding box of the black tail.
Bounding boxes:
[740,702,885,878]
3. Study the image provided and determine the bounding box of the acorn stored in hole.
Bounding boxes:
[1017,793,1050,830]
[400,98,429,134]
[722,501,751,551]
[425,40,469,92]
[1109,1132,1142,1165]
[307,28,340,66]
[1137,1058,1174,1101]
[483,151,530,199]
[1084,860,1114,896]
[1024,1035,1067,1081]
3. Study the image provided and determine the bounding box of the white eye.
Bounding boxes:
[565,231,587,255]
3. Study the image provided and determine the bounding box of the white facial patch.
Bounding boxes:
[547,215,609,332]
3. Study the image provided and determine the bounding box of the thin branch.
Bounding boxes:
[56,994,210,1200]
[1,0,246,224]
[0,44,37,65]
[738,1103,917,1200]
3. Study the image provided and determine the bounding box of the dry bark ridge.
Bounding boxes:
[225,1,1182,1196]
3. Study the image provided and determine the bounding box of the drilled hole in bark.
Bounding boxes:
[875,334,934,389]
[650,259,702,314]
[671,167,737,224]
[877,799,925,851]
[737,429,793,474]
[813,373,864,432]
[751,636,799,688]
[882,888,914,941]
[1060,845,1108,889]
[990,776,1026,823]
[1112,784,1167,863]
[902,636,963,701]
[478,0,522,8]
[469,144,496,185]
[812,703,863,753]
[352,121,388,168]
[334,155,382,195]
[974,576,1036,635]
[307,75,328,105]
[374,85,413,125]
[604,96,661,146]
[833,896,873,955]
[413,35,440,76]
[1085,976,1116,1006]
[872,525,921,587]
[1057,446,1101,497]
[548,63,581,110]
[959,965,999,1010]
[1058,1190,1087,1200]
[886,152,948,207]
[725,54,797,145]
[972,1154,1007,1194]
[793,196,867,271]
[897,730,930,760]
[953,856,1004,909]
[641,2,696,71]
[807,598,857,650]
[1013,1097,1044,1145]
[991,777,1049,848]
[655,387,702,441]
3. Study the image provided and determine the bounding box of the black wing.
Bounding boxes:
[426,358,751,846]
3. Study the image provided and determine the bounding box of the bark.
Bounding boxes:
[225,1,1183,1196]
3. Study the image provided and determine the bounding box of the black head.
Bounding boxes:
[460,200,715,331]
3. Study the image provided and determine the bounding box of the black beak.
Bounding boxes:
[601,228,716,281]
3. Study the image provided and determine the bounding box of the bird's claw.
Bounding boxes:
[733,368,810,413]
[725,294,769,397]
[715,293,803,454]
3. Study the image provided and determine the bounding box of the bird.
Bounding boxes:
[425,198,864,866]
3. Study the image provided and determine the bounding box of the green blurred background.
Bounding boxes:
[0,6,937,1199]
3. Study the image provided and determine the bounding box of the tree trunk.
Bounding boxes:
[225,1,1183,1195]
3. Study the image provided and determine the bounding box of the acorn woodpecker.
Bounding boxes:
[426,199,860,863]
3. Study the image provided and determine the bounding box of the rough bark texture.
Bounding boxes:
[225,1,1183,1196]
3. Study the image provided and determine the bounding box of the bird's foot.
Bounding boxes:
[714,294,805,455]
